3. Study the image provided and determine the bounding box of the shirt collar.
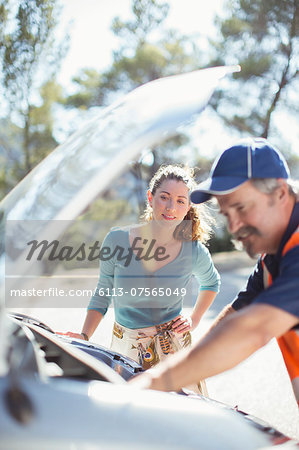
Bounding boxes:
[277,201,299,259]
[263,202,299,278]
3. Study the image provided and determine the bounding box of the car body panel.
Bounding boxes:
[0,313,293,449]
[1,66,297,448]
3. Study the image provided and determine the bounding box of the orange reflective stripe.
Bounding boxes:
[277,331,299,403]
[263,228,299,403]
[261,261,272,288]
[277,332,299,379]
[267,271,272,286]
[282,227,299,257]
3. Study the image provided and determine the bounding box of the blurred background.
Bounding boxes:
[0,1,298,255]
[1,0,299,438]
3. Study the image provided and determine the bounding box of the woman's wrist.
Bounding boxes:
[190,316,200,330]
[81,332,89,341]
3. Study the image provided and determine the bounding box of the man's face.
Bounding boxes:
[215,181,285,257]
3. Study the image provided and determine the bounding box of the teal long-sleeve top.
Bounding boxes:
[88,228,220,329]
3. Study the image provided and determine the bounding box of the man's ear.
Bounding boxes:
[147,190,153,206]
[277,179,289,203]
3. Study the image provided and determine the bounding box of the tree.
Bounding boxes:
[210,0,299,142]
[63,0,206,192]
[0,78,63,198]
[0,117,22,196]
[0,0,68,183]
[64,0,203,109]
[62,68,101,110]
[28,78,63,166]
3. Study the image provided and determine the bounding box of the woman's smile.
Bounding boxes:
[162,213,176,220]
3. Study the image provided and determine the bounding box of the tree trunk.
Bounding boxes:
[262,2,297,138]
[23,107,31,173]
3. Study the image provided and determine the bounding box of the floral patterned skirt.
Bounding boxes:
[110,318,207,395]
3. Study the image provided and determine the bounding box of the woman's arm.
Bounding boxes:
[57,231,116,340]
[81,309,103,338]
[172,241,220,334]
[58,309,103,340]
[190,290,217,329]
[171,290,217,334]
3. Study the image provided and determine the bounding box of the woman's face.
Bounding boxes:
[147,179,190,228]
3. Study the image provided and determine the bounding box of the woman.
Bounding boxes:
[62,165,220,392]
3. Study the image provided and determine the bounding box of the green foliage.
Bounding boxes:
[111,0,169,47]
[209,227,235,254]
[63,69,101,109]
[0,78,63,199]
[0,118,22,198]
[113,43,168,84]
[64,1,203,109]
[29,79,62,165]
[61,0,207,222]
[0,0,9,39]
[1,0,60,108]
[0,0,67,191]
[210,0,299,142]
[32,80,63,124]
[61,0,207,223]
[79,197,133,222]
[100,30,202,105]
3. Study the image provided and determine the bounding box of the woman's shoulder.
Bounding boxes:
[105,224,144,243]
[105,226,130,242]
[191,239,212,259]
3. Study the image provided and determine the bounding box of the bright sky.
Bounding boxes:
[58,0,223,87]
[57,1,298,159]
[55,0,234,156]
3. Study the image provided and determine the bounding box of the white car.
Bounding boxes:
[0,66,297,449]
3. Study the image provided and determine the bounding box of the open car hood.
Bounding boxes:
[0,66,240,373]
[0,66,240,224]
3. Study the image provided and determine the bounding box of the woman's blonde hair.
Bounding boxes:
[142,164,214,243]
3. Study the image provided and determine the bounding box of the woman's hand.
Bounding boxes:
[56,331,85,340]
[171,315,193,334]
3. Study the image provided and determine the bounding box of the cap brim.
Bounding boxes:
[190,176,247,204]
[190,190,212,204]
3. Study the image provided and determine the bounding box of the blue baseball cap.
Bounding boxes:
[190,138,290,204]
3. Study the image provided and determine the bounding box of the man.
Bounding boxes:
[130,138,299,405]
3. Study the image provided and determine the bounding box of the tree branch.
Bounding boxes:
[262,0,298,138]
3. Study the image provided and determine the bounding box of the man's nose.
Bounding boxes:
[227,212,244,234]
